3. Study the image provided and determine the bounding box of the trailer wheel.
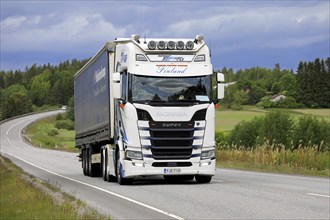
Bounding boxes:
[195,175,212,184]
[116,151,132,185]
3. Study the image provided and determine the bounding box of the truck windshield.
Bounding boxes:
[128,74,212,105]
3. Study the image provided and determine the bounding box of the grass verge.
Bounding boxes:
[0,155,109,220]
[216,146,330,177]
[24,114,77,152]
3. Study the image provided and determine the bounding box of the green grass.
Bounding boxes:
[215,108,265,132]
[291,109,330,120]
[0,155,109,220]
[216,146,330,177]
[25,115,77,152]
[215,107,330,132]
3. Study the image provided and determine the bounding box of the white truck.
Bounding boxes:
[74,34,225,184]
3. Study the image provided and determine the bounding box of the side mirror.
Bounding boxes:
[113,72,121,99]
[217,73,225,99]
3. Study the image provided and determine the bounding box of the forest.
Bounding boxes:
[219,58,330,110]
[0,57,329,120]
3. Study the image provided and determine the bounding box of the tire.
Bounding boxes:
[101,149,107,181]
[195,175,212,184]
[116,151,132,185]
[89,147,100,177]
[82,149,88,176]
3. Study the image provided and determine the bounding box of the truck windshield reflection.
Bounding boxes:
[129,75,212,105]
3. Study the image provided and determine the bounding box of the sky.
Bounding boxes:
[1,0,329,72]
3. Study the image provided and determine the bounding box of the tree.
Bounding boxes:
[278,72,298,98]
[248,83,266,104]
[296,58,330,107]
[1,84,32,119]
[66,96,75,121]
[29,69,51,106]
[223,84,248,109]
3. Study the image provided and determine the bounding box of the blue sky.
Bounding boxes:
[1,0,329,72]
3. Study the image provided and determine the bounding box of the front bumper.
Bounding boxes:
[121,157,216,178]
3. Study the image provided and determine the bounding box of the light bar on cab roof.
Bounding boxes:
[146,39,200,50]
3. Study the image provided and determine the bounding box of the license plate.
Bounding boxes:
[164,168,181,174]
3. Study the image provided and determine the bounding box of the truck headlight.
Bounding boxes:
[201,149,215,159]
[125,150,143,160]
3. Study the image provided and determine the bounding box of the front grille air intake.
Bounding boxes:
[138,108,207,160]
[148,121,194,160]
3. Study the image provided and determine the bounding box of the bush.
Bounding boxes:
[275,97,302,108]
[55,119,74,130]
[47,128,59,136]
[227,117,263,149]
[293,116,330,151]
[225,110,329,151]
[257,96,275,108]
[56,113,63,120]
[215,131,226,148]
[227,111,295,149]
[257,111,293,148]
[257,96,303,109]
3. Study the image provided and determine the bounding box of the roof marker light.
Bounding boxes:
[157,41,166,50]
[176,41,184,50]
[167,41,175,50]
[148,41,156,50]
[186,41,194,50]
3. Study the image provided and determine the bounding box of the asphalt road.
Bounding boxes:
[1,111,329,219]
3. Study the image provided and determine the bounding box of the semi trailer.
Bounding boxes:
[74,34,225,184]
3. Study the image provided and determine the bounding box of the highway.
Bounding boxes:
[1,111,329,219]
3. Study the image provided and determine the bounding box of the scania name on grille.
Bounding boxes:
[162,123,182,128]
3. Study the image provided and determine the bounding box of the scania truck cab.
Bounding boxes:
[74,34,225,184]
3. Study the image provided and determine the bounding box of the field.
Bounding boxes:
[215,109,265,132]
[215,107,330,132]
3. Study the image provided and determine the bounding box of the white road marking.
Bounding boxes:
[212,179,225,183]
[307,193,330,198]
[5,119,29,147]
[5,152,185,220]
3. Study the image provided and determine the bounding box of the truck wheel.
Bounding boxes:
[82,149,88,176]
[89,147,101,177]
[195,175,212,184]
[116,151,132,185]
[101,149,107,181]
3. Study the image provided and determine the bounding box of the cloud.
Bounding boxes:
[163,2,329,51]
[1,13,127,54]
[1,16,27,29]
[1,1,329,71]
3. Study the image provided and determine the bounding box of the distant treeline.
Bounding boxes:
[217,58,330,110]
[0,59,88,120]
[1,57,329,120]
